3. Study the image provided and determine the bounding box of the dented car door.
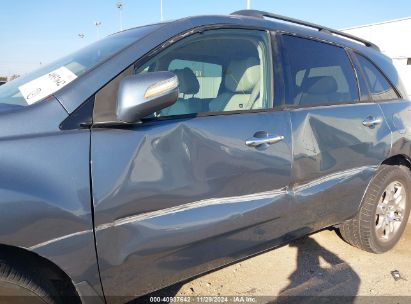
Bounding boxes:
[91,28,293,298]
[279,34,391,228]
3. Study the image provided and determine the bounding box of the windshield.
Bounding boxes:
[0,25,157,111]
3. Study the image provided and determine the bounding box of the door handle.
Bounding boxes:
[245,135,284,147]
[362,116,383,128]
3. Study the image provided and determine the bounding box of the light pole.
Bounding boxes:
[116,1,124,31]
[78,33,85,46]
[246,0,251,9]
[95,21,102,40]
[160,0,163,21]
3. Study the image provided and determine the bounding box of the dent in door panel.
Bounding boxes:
[95,188,291,296]
[291,105,391,185]
[292,165,377,227]
[92,115,292,226]
[290,104,391,225]
[91,113,292,297]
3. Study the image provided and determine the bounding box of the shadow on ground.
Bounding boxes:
[274,234,360,304]
[132,232,360,304]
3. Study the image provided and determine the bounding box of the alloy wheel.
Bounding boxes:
[375,181,406,242]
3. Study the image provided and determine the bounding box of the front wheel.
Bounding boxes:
[0,249,80,304]
[339,164,411,253]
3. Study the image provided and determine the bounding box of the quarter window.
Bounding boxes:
[282,35,359,106]
[355,53,399,101]
[135,29,272,117]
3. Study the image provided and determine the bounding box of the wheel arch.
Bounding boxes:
[381,154,411,171]
[0,243,81,301]
[339,154,411,226]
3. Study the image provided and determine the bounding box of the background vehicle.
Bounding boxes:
[0,9,410,304]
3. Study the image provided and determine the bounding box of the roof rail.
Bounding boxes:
[231,10,380,51]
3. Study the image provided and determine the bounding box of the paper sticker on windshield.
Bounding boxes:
[18,67,77,105]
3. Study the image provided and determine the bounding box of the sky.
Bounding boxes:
[1,0,411,76]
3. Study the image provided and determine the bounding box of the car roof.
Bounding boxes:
[124,11,380,57]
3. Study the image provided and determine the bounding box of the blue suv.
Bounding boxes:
[0,10,410,304]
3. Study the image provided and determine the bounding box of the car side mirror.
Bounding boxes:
[116,71,179,123]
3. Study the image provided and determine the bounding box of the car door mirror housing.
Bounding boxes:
[116,71,179,123]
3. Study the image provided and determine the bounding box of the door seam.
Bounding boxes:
[88,129,107,303]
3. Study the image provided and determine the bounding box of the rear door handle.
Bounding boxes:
[362,116,383,128]
[246,135,284,147]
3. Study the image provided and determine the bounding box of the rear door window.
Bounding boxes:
[281,35,359,107]
[355,53,399,101]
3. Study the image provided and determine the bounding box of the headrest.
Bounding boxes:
[225,57,260,93]
[173,68,199,95]
[305,76,338,95]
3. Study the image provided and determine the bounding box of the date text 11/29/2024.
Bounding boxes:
[149,296,258,303]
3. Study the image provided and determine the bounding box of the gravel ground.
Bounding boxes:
[140,224,411,303]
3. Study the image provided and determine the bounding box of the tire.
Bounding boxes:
[0,249,80,304]
[339,164,411,253]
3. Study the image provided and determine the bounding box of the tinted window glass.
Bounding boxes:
[282,35,359,106]
[136,29,272,117]
[350,54,370,101]
[355,53,399,101]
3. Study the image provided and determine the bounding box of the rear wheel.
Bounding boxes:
[339,164,411,253]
